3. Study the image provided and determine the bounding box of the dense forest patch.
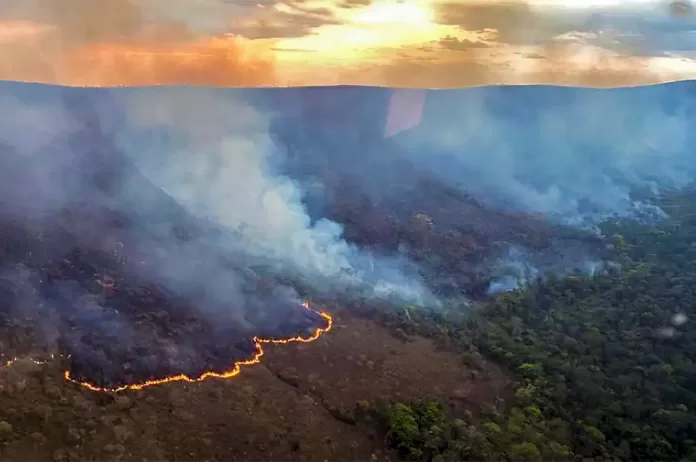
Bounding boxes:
[361,193,696,461]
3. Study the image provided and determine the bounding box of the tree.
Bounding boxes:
[509,442,543,462]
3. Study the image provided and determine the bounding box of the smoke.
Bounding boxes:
[4,78,695,340]
[106,86,436,306]
[245,83,696,297]
[0,81,434,309]
[487,244,611,294]
[0,81,444,386]
[390,83,696,228]
[377,83,696,291]
[12,79,696,382]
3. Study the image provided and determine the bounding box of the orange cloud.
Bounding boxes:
[0,0,277,86]
[60,38,276,87]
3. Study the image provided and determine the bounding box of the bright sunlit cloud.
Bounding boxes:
[351,0,434,25]
[274,0,467,62]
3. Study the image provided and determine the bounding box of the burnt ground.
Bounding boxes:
[0,108,512,460]
[0,201,514,461]
[0,306,509,462]
[327,176,605,299]
[0,88,604,460]
[0,171,517,460]
[0,205,327,391]
[0,95,330,391]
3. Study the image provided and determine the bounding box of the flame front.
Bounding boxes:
[62,301,333,393]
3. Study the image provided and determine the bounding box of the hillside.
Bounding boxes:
[0,80,694,460]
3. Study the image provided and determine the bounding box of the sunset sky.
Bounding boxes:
[1,0,696,87]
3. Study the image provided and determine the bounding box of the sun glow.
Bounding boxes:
[274,0,458,62]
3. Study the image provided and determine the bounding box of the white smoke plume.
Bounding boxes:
[106,86,436,306]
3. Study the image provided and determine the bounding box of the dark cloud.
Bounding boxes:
[1,0,147,46]
[561,4,696,57]
[227,1,342,39]
[335,0,372,8]
[433,1,562,44]
[524,52,545,59]
[669,0,693,17]
[0,0,342,43]
[569,8,696,56]
[433,0,696,58]
[432,2,649,47]
[417,35,492,53]
[437,35,492,50]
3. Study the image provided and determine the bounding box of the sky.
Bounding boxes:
[1,0,696,87]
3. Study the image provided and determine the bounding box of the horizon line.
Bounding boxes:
[1,78,694,91]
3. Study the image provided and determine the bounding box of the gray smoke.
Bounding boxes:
[487,244,613,294]
[0,83,436,312]
[111,87,436,306]
[392,84,695,227]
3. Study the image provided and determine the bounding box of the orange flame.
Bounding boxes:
[63,301,332,393]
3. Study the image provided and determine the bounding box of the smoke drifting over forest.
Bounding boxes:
[257,83,696,292]
[1,79,695,341]
[390,85,694,226]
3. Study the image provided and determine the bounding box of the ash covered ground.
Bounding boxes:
[0,87,328,389]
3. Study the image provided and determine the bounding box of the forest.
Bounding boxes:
[361,191,696,461]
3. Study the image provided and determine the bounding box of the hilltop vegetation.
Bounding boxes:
[362,192,696,461]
